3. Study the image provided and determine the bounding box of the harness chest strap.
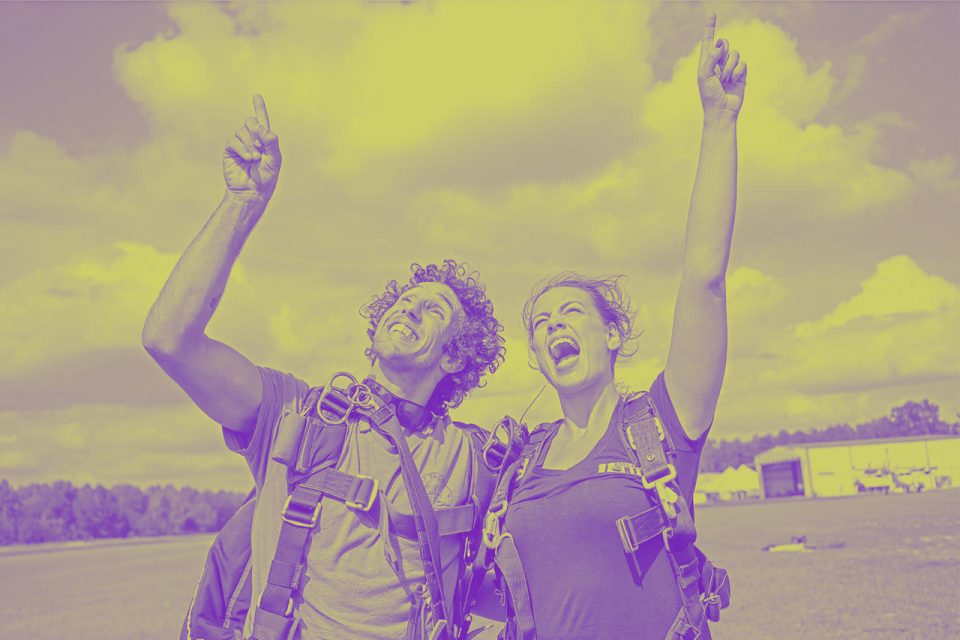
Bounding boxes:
[251,376,520,640]
[451,417,529,640]
[252,467,380,640]
[476,424,557,640]
[385,497,481,539]
[251,380,451,640]
[482,395,728,640]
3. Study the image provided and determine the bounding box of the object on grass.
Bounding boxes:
[762,535,846,552]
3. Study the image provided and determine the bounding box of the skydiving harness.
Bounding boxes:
[248,371,528,640]
[474,392,731,640]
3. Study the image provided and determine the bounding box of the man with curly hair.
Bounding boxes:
[143,96,505,640]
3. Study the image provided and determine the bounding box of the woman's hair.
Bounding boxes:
[521,271,641,364]
[361,260,505,414]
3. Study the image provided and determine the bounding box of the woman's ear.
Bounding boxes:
[607,324,622,352]
[527,348,541,372]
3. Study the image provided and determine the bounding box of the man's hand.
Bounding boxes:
[223,94,282,205]
[698,14,747,121]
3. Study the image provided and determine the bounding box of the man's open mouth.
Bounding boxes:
[548,336,580,368]
[388,322,418,342]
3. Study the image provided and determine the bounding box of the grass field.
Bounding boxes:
[1,489,957,640]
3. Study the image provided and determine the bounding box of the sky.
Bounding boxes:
[0,1,957,491]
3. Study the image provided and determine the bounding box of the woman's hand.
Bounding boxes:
[698,14,747,122]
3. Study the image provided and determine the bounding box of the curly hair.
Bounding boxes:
[522,272,642,365]
[361,260,505,415]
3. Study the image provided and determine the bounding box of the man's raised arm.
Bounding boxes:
[664,16,747,440]
[142,95,282,437]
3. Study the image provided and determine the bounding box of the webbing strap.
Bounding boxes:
[476,455,524,571]
[664,545,707,640]
[252,377,460,640]
[252,606,294,640]
[373,409,450,636]
[621,396,696,550]
[494,535,536,640]
[622,399,671,481]
[296,468,378,511]
[616,504,669,551]
[621,394,709,639]
[252,468,375,639]
[476,429,553,639]
[385,499,479,540]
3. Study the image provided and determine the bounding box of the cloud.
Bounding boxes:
[0,403,252,490]
[0,242,177,374]
[0,348,185,411]
[0,237,377,383]
[1,3,954,483]
[643,18,914,226]
[908,156,960,199]
[796,255,960,337]
[715,255,960,435]
[728,266,786,312]
[115,2,658,195]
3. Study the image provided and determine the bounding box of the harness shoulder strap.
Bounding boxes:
[251,380,379,640]
[618,392,731,640]
[472,420,558,640]
[447,416,532,639]
[364,396,451,639]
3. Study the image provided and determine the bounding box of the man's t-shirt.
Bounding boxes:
[502,372,708,640]
[223,368,476,640]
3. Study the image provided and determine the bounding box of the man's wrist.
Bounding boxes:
[217,190,271,234]
[221,189,270,216]
[702,109,739,130]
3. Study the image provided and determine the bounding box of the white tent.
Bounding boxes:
[695,465,759,502]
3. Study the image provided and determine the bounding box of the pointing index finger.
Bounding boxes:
[703,13,717,46]
[253,94,270,131]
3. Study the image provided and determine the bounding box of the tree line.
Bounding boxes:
[699,399,959,473]
[0,482,246,546]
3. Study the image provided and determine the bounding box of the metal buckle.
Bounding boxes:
[317,372,358,425]
[662,526,676,551]
[616,516,639,552]
[642,464,679,519]
[258,593,295,617]
[344,475,379,512]
[482,500,508,549]
[348,382,377,410]
[515,456,531,480]
[281,496,321,528]
[641,463,677,489]
[482,419,511,468]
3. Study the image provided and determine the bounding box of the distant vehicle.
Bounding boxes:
[854,474,892,494]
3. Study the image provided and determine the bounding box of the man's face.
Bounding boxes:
[372,282,464,374]
[529,286,619,393]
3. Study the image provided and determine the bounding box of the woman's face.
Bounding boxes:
[528,286,620,394]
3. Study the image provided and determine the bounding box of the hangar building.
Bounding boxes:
[754,435,960,499]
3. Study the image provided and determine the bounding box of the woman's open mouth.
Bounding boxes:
[548,336,580,369]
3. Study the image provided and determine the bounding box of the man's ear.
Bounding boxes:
[441,353,465,375]
[607,324,622,352]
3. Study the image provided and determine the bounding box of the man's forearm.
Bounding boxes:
[682,116,738,289]
[142,193,265,354]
